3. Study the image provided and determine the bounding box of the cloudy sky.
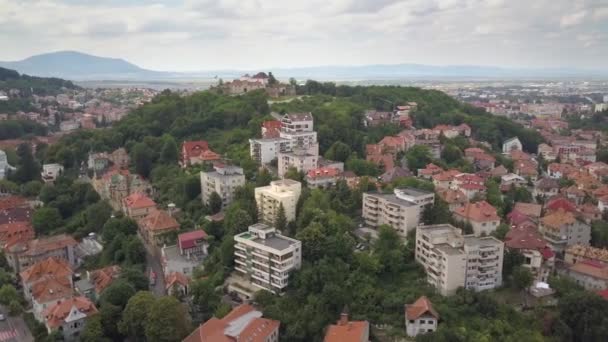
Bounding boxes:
[1,0,607,71]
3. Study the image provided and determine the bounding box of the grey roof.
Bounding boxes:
[435,244,464,256]
[464,235,503,247]
[396,186,433,196]
[365,192,416,207]
[75,279,94,293]
[253,235,295,251]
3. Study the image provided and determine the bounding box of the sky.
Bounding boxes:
[1,0,607,71]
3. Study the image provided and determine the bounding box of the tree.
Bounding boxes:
[21,180,43,197]
[405,145,432,171]
[268,72,278,85]
[255,168,273,187]
[275,203,287,231]
[100,303,123,340]
[159,135,179,164]
[511,266,533,290]
[325,141,352,162]
[491,223,510,240]
[32,207,63,235]
[119,291,156,342]
[84,200,113,234]
[8,299,22,316]
[81,315,111,342]
[208,191,223,214]
[0,285,19,305]
[441,144,463,164]
[131,142,155,178]
[123,236,147,266]
[503,249,524,281]
[284,167,304,183]
[557,291,608,341]
[12,143,39,183]
[223,206,252,236]
[191,280,221,321]
[99,280,136,309]
[422,198,451,225]
[119,267,149,292]
[145,296,191,342]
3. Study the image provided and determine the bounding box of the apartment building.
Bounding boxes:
[277,149,318,178]
[233,223,302,294]
[362,188,434,237]
[6,234,78,273]
[539,209,591,254]
[249,138,290,164]
[255,179,302,225]
[415,224,504,296]
[453,201,500,236]
[200,164,245,208]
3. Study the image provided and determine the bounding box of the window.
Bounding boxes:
[409,320,415,323]
[419,320,425,324]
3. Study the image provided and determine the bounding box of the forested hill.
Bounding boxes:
[0,66,80,97]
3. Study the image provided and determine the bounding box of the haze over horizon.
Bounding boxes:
[1,0,607,72]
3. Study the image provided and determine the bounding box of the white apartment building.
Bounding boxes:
[249,138,290,164]
[200,164,246,208]
[234,223,302,294]
[255,179,302,225]
[278,149,318,178]
[362,187,434,237]
[415,224,504,296]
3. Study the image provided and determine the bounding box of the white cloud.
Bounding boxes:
[559,11,587,28]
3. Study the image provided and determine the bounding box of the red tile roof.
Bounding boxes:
[178,230,208,250]
[0,221,34,249]
[454,201,499,222]
[31,275,73,304]
[89,265,121,294]
[545,196,577,214]
[44,296,98,329]
[21,234,78,257]
[165,271,190,291]
[0,196,28,210]
[123,192,156,210]
[405,296,439,320]
[324,314,369,342]
[139,210,179,232]
[20,257,73,284]
[307,167,341,180]
[505,224,546,250]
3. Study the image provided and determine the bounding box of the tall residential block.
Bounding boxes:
[200,164,246,208]
[255,179,302,225]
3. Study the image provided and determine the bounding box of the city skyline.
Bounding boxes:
[1,0,607,72]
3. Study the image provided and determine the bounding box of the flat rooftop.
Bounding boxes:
[435,244,465,256]
[396,187,434,196]
[464,236,503,247]
[252,235,296,251]
[366,192,416,207]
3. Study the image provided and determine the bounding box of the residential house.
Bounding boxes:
[490,165,508,178]
[122,192,156,220]
[43,296,98,341]
[342,171,361,189]
[364,110,393,127]
[539,209,591,254]
[261,120,282,138]
[453,201,501,236]
[452,173,486,200]
[93,169,152,210]
[200,164,246,208]
[565,245,608,265]
[534,178,560,199]
[415,224,504,296]
[324,311,370,342]
[32,276,74,322]
[505,224,554,283]
[578,203,601,223]
[366,153,394,173]
[0,221,35,252]
[41,163,64,184]
[362,188,434,237]
[138,209,180,247]
[405,296,439,337]
[109,148,130,169]
[545,196,578,214]
[502,137,523,153]
[181,141,220,168]
[20,257,73,302]
[512,202,542,220]
[255,179,302,226]
[500,173,527,192]
[418,163,443,179]
[514,159,538,181]
[165,272,190,297]
[432,170,461,189]
[306,167,342,188]
[437,188,468,212]
[233,223,302,294]
[183,304,280,342]
[0,150,15,179]
[161,230,208,276]
[75,265,121,301]
[562,185,586,205]
[547,163,577,179]
[7,234,78,273]
[561,260,608,291]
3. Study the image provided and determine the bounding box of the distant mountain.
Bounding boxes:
[0,51,170,80]
[2,51,607,81]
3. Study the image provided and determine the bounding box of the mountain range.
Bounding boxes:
[1,51,607,81]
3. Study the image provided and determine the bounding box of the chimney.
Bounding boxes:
[339,312,349,326]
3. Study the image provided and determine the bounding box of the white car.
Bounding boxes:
[0,314,5,321]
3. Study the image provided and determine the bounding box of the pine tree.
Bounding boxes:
[275,203,287,232]
[160,136,179,164]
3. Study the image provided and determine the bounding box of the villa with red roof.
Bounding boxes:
[505,224,554,282]
[452,173,486,200]
[162,230,209,277]
[324,311,370,342]
[306,167,342,188]
[432,170,461,190]
[183,304,280,342]
[0,221,34,251]
[181,141,221,168]
[20,257,73,302]
[44,296,98,340]
[417,163,443,179]
[166,271,190,297]
[453,201,500,236]
[138,209,180,246]
[261,120,282,138]
[405,296,439,337]
[122,192,156,219]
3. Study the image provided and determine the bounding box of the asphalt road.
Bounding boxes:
[143,239,166,296]
[0,306,33,342]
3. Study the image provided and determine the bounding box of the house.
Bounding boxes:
[165,271,190,297]
[362,188,434,237]
[490,165,508,178]
[183,304,280,342]
[41,163,64,184]
[306,167,342,188]
[138,209,180,246]
[92,169,152,210]
[545,196,578,214]
[20,257,73,302]
[364,110,392,127]
[418,163,443,179]
[324,311,370,342]
[547,163,577,179]
[452,173,486,200]
[0,150,15,179]
[505,224,554,283]
[380,166,413,183]
[512,202,542,219]
[6,234,78,273]
[109,148,130,169]
[416,224,504,296]
[405,296,439,337]
[200,164,246,208]
[122,192,156,220]
[565,245,608,265]
[562,185,586,205]
[453,201,500,236]
[534,178,560,199]
[366,153,394,172]
[377,135,409,154]
[161,230,208,276]
[32,276,74,322]
[342,171,361,189]
[562,260,608,291]
[500,173,526,191]
[514,159,538,181]
[261,120,282,138]
[181,141,220,167]
[0,221,35,252]
[233,223,302,295]
[75,265,121,301]
[539,209,591,254]
[43,296,98,341]
[502,137,523,153]
[432,170,461,189]
[437,188,468,212]
[255,179,302,226]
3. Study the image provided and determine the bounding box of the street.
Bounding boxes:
[143,239,166,296]
[0,306,33,342]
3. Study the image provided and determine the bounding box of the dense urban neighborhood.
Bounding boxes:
[1,67,608,342]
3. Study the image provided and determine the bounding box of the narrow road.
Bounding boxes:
[0,306,33,342]
[142,238,166,296]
